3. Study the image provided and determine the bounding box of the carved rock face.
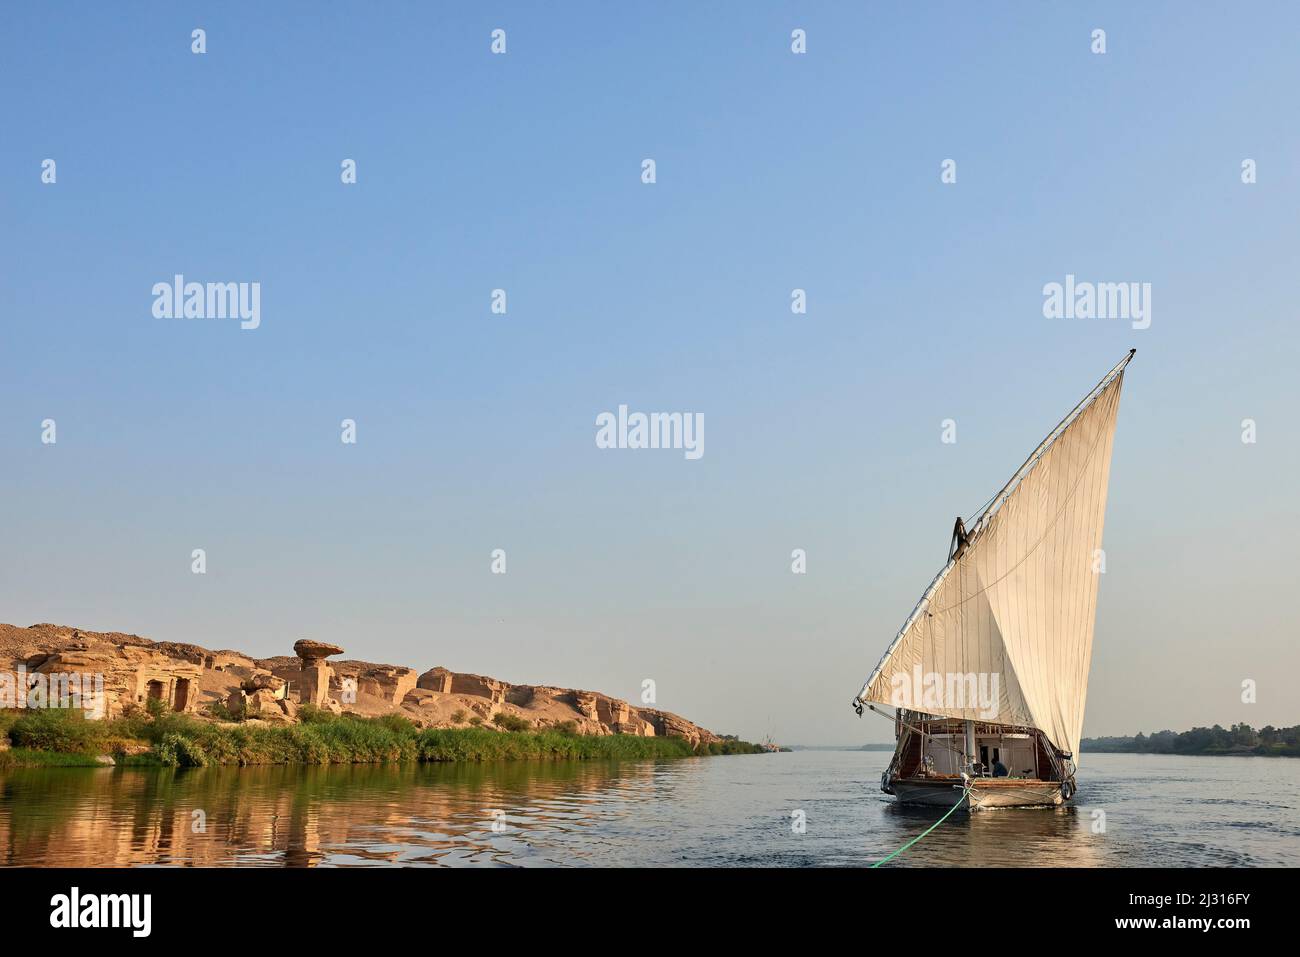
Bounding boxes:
[293,639,344,660]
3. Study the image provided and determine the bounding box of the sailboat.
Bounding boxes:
[852,349,1134,809]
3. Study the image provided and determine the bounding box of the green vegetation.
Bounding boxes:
[1083,723,1300,757]
[1,707,762,769]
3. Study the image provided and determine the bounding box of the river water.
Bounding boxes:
[1,751,1295,866]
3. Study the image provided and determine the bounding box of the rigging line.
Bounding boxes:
[925,389,1115,616]
[870,782,974,868]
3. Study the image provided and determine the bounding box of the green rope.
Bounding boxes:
[871,785,972,868]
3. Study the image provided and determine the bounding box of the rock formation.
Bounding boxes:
[0,622,721,747]
[293,639,342,709]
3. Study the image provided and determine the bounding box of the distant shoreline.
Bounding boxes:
[1083,745,1299,758]
[1083,749,1297,758]
[1083,724,1298,758]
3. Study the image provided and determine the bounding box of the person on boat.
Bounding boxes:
[991,758,1009,778]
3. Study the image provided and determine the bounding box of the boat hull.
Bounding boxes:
[891,778,1065,809]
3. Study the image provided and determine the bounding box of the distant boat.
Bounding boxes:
[852,350,1134,809]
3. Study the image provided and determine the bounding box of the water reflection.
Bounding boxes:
[0,761,670,867]
[1,752,1296,867]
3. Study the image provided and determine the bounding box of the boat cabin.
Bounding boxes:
[889,712,1066,783]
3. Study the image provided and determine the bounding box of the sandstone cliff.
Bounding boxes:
[0,623,720,748]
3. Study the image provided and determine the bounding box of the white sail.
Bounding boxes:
[856,352,1132,761]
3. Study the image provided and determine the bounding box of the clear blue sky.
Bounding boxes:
[2,3,1297,744]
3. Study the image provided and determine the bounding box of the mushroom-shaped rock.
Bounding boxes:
[293,639,344,661]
